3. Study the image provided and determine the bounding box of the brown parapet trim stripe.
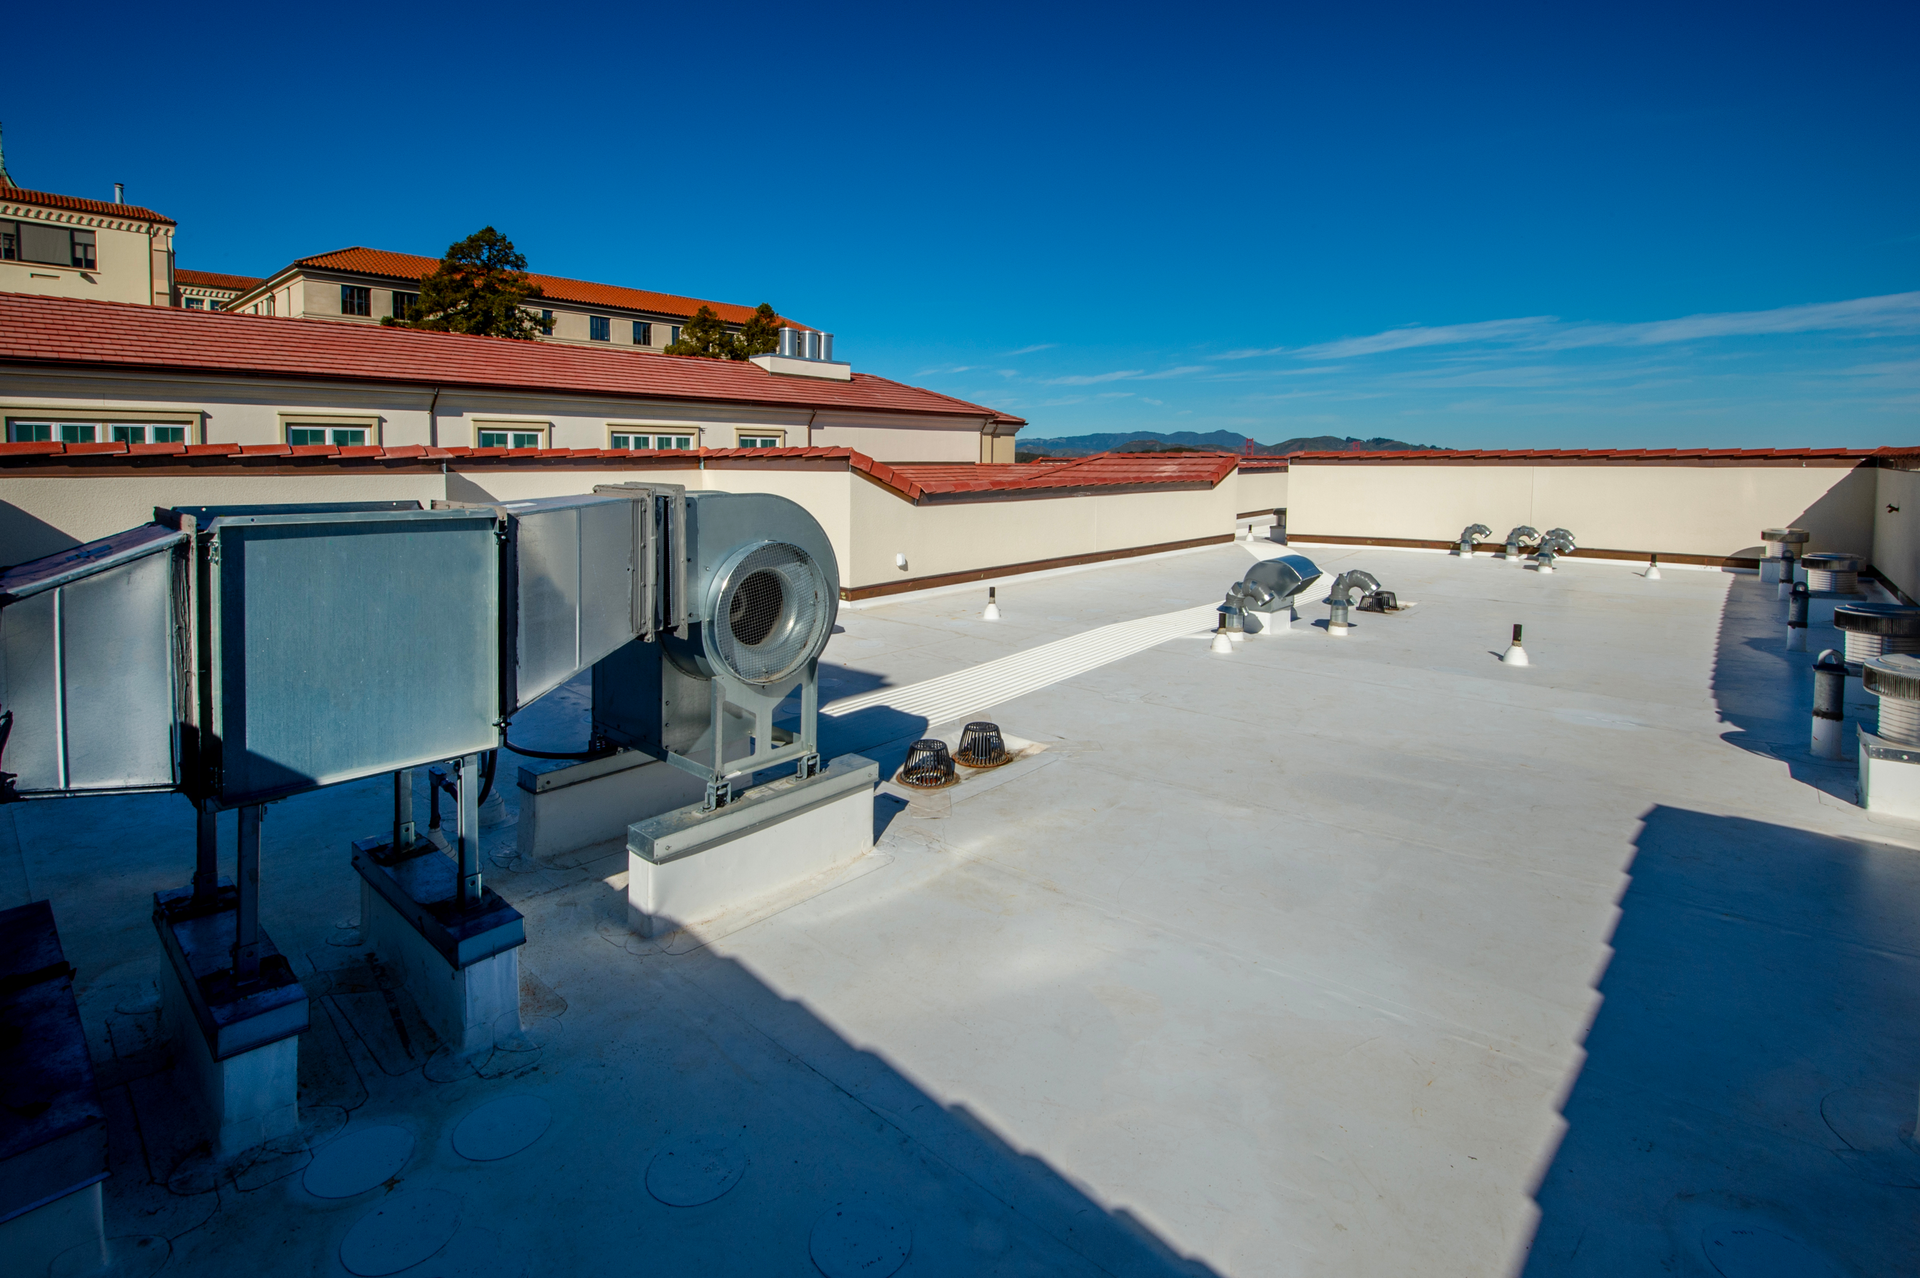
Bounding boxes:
[1236,508,1282,519]
[1286,533,1761,568]
[841,533,1234,600]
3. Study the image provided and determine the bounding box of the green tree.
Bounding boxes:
[383,227,545,339]
[665,301,785,360]
[736,303,782,357]
[665,305,739,359]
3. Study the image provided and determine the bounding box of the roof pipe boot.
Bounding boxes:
[1644,554,1662,580]
[1787,581,1809,651]
[1501,624,1529,666]
[983,587,1000,621]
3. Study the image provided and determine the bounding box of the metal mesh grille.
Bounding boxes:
[711,542,830,685]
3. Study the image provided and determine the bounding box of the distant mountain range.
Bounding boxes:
[1013,430,1448,458]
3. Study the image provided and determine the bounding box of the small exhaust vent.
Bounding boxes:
[1802,553,1863,594]
[1833,603,1920,665]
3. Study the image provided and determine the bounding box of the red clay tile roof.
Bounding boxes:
[176,269,263,292]
[0,185,174,225]
[263,247,805,329]
[889,451,1238,494]
[0,442,1236,503]
[1284,447,1881,462]
[0,293,1023,425]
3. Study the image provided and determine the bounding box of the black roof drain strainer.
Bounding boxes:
[956,722,1011,769]
[899,739,959,788]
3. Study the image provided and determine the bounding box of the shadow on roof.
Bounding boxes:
[1520,801,1920,1274]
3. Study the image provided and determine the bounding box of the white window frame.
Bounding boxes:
[280,414,381,448]
[474,421,550,451]
[735,432,783,449]
[8,411,201,445]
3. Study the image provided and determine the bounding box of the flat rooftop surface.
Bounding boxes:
[6,541,1918,1276]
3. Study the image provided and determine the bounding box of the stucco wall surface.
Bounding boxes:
[1235,469,1288,515]
[1873,467,1920,600]
[1287,462,1876,558]
[1,472,446,563]
[845,479,1234,592]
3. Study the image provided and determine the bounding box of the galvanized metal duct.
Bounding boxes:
[0,524,186,797]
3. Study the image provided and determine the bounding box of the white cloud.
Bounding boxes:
[1045,369,1145,385]
[1287,291,1920,362]
[1004,343,1058,356]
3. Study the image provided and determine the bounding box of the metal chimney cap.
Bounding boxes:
[1760,528,1810,544]
[1863,653,1920,700]
[1801,552,1864,571]
[1833,603,1920,636]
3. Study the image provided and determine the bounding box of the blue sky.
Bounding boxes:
[7,2,1916,447]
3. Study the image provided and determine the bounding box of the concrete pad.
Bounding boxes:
[628,755,878,940]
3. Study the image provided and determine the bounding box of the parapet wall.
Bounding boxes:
[1285,453,1879,567]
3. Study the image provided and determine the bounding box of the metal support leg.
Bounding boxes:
[232,804,263,985]
[455,754,481,909]
[393,768,415,852]
[192,801,219,904]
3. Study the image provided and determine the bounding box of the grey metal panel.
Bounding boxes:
[0,528,182,797]
[495,493,646,714]
[209,510,499,805]
[512,503,585,709]
[59,552,178,790]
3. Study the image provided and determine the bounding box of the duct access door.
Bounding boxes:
[200,508,501,806]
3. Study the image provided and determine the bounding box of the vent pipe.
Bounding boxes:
[1812,648,1847,759]
[1457,524,1490,558]
[1501,624,1529,666]
[1504,526,1538,564]
[1644,554,1662,580]
[113,182,124,204]
[1787,581,1810,651]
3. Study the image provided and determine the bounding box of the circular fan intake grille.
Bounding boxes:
[712,542,832,685]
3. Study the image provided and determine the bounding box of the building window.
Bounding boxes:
[478,429,545,450]
[608,431,695,450]
[60,424,97,443]
[341,285,372,317]
[539,310,555,335]
[633,322,651,346]
[153,426,186,443]
[183,297,205,310]
[0,221,99,268]
[737,434,782,448]
[288,426,369,447]
[6,422,52,442]
[590,316,611,342]
[112,425,146,444]
[669,326,681,346]
[392,291,419,319]
[657,434,694,450]
[609,433,652,450]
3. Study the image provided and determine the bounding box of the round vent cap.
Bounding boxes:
[1834,603,1920,636]
[1863,653,1920,701]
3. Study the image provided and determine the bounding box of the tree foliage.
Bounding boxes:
[383,227,545,339]
[665,302,785,360]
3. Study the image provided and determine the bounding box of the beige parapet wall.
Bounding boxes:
[1234,466,1288,516]
[0,460,1239,599]
[1286,459,1877,563]
[1874,464,1920,602]
[846,477,1235,596]
[1,472,448,562]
